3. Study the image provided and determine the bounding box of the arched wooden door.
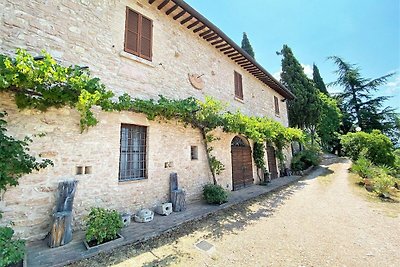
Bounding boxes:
[231,136,253,191]
[266,145,278,179]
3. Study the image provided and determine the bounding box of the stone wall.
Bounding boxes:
[0,0,291,240]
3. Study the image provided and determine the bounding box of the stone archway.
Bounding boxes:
[231,136,253,190]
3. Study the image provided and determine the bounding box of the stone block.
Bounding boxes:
[134,209,154,223]
[155,202,172,216]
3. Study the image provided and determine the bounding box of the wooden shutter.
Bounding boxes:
[140,16,152,60]
[125,7,153,61]
[274,96,280,114]
[234,71,243,100]
[125,8,139,55]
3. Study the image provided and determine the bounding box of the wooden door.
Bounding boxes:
[231,136,253,190]
[266,145,278,179]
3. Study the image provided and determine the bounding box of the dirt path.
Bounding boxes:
[74,157,400,267]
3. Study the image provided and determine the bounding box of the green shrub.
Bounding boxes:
[85,207,123,245]
[0,226,25,267]
[372,173,395,196]
[291,149,320,172]
[341,130,395,166]
[203,184,228,204]
[351,156,375,178]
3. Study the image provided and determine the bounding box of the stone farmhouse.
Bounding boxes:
[0,0,295,241]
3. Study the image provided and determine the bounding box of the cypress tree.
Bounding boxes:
[278,45,321,132]
[241,32,255,59]
[313,63,329,95]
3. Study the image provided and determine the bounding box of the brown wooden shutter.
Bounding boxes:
[234,71,243,100]
[125,8,139,55]
[140,16,152,60]
[274,96,280,114]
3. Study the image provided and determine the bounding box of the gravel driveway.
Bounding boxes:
[73,156,400,267]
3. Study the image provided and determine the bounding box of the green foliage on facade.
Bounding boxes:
[0,49,304,185]
[0,112,53,191]
[241,32,255,59]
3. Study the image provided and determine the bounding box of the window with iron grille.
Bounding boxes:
[119,124,147,181]
[274,96,280,115]
[124,7,153,61]
[234,71,243,100]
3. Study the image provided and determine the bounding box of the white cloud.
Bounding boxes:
[385,75,400,94]
[272,70,282,80]
[301,63,313,79]
[272,63,314,81]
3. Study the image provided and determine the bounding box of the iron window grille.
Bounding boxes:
[119,124,147,181]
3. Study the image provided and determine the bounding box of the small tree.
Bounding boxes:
[241,32,255,59]
[317,93,341,151]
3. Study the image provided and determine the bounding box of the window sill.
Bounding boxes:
[234,96,244,103]
[275,113,280,118]
[119,51,156,68]
[118,178,148,184]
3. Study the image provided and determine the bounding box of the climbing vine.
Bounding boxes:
[0,112,53,191]
[1,49,304,185]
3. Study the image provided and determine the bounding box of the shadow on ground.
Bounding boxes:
[70,164,336,267]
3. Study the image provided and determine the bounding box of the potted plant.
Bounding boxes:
[84,207,124,250]
[0,226,25,267]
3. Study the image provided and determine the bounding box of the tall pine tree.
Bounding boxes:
[241,32,255,59]
[330,56,396,135]
[313,64,329,95]
[278,45,321,136]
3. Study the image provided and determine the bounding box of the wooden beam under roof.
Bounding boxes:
[165,4,178,15]
[224,49,237,55]
[193,25,206,33]
[206,35,219,41]
[173,10,186,20]
[231,54,243,60]
[148,0,156,4]
[180,15,193,24]
[220,46,232,52]
[210,39,223,45]
[215,43,229,49]
[157,0,170,10]
[227,52,240,57]
[199,29,212,37]
[236,59,248,64]
[202,32,216,39]
[187,20,200,29]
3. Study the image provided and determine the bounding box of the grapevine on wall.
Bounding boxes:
[0,49,304,185]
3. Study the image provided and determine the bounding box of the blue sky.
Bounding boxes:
[185,0,400,111]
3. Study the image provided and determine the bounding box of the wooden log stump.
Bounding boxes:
[170,173,186,212]
[48,211,73,248]
[171,190,186,212]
